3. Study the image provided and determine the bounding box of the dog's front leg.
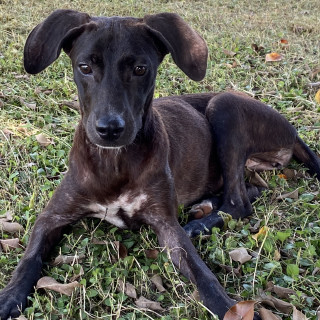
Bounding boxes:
[144,208,235,319]
[0,175,86,319]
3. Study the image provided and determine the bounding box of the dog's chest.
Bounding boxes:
[86,193,148,228]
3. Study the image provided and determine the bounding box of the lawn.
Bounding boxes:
[0,0,320,319]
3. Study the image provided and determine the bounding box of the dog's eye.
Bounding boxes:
[79,64,92,75]
[133,66,146,76]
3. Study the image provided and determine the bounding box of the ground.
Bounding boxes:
[0,0,319,319]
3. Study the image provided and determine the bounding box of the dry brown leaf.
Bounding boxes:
[114,241,128,259]
[19,98,36,110]
[229,247,252,264]
[282,168,298,180]
[60,100,80,111]
[266,282,296,299]
[0,220,24,233]
[256,290,292,314]
[151,274,166,292]
[223,300,255,320]
[259,307,281,320]
[273,249,281,261]
[293,306,307,320]
[135,296,164,312]
[223,48,237,57]
[265,52,282,62]
[280,39,288,44]
[35,133,52,147]
[191,289,200,302]
[0,238,20,252]
[145,249,159,259]
[276,188,299,200]
[252,43,264,53]
[117,279,137,299]
[246,170,268,188]
[36,276,80,296]
[315,90,320,104]
[52,254,85,266]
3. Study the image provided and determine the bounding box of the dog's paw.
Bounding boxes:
[183,219,211,237]
[184,210,225,238]
[0,288,26,320]
[253,312,262,320]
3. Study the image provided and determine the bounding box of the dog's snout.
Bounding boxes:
[95,116,125,141]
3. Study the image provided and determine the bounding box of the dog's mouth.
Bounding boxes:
[84,112,138,149]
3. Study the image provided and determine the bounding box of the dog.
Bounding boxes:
[0,9,319,320]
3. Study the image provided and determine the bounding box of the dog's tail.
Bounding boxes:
[293,136,320,180]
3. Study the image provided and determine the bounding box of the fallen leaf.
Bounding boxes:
[252,43,265,53]
[315,89,320,104]
[280,39,288,44]
[36,276,80,296]
[265,52,282,62]
[135,296,164,312]
[266,282,296,299]
[0,220,24,233]
[151,274,166,292]
[229,247,252,264]
[282,168,298,180]
[114,241,128,260]
[293,306,307,320]
[191,289,200,301]
[117,279,137,299]
[60,100,80,111]
[19,98,36,110]
[145,249,159,259]
[223,48,237,57]
[219,264,241,277]
[0,238,20,252]
[276,188,299,200]
[273,249,281,261]
[52,254,85,266]
[259,307,281,320]
[246,170,268,188]
[223,300,255,320]
[35,133,52,147]
[252,226,269,243]
[256,290,292,314]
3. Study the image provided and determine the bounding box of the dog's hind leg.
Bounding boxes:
[184,183,262,237]
[293,136,320,179]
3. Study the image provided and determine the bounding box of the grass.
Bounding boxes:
[0,0,320,319]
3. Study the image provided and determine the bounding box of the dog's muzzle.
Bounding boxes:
[95,115,125,142]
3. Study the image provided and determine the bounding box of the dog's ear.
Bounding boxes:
[24,9,91,74]
[144,13,208,81]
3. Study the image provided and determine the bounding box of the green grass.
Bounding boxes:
[0,0,320,319]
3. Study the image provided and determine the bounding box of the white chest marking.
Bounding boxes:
[86,193,148,228]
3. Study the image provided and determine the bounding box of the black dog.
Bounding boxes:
[0,10,319,319]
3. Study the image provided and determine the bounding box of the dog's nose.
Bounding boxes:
[95,116,125,141]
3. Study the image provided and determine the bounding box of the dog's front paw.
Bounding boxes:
[0,288,26,320]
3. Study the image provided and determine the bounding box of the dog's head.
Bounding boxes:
[24,10,208,148]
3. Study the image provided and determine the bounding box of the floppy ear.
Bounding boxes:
[24,9,91,74]
[143,13,208,81]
